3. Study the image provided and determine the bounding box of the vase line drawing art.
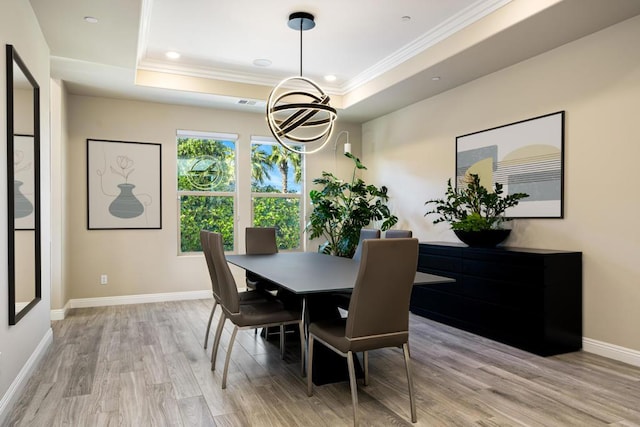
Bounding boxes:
[14,180,33,218]
[97,154,149,220]
[109,183,145,218]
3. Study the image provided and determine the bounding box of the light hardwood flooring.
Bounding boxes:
[5,299,640,426]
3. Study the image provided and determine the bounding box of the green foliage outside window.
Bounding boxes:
[253,197,301,250]
[180,195,234,252]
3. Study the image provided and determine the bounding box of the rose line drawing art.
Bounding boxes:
[96,153,152,220]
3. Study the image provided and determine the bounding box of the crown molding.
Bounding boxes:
[341,0,512,93]
[136,0,511,97]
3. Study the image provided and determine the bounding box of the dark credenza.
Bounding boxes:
[411,242,582,356]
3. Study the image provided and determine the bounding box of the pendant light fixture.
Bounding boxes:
[266,12,337,155]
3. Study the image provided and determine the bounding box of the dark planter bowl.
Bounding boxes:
[454,229,511,247]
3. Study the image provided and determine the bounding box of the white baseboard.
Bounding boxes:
[50,300,71,321]
[583,337,640,368]
[68,290,212,310]
[0,328,53,425]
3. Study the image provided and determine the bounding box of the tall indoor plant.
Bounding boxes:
[424,174,528,246]
[307,153,398,257]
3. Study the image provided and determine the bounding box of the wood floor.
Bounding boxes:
[5,299,640,426]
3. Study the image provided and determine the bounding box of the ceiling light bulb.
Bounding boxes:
[401,16,411,22]
[165,51,181,60]
[324,75,337,82]
[83,16,98,24]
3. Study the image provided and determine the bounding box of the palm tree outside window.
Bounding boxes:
[251,136,304,251]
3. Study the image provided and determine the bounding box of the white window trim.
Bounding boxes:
[250,136,306,252]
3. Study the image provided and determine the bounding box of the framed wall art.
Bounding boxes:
[87,139,162,229]
[456,111,565,218]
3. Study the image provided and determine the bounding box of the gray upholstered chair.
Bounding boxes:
[334,228,381,310]
[307,238,419,426]
[245,227,279,291]
[208,232,305,389]
[352,228,381,262]
[385,229,412,238]
[200,230,266,351]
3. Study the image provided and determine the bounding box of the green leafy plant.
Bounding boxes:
[307,153,398,257]
[424,174,528,231]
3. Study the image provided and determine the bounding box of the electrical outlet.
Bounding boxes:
[100,274,108,285]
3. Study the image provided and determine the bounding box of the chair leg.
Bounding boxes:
[298,321,306,377]
[363,351,369,386]
[280,324,285,359]
[347,351,359,426]
[203,301,217,349]
[307,335,315,396]
[211,313,226,371]
[402,343,417,423]
[222,325,239,389]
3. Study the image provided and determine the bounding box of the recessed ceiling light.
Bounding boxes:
[83,16,98,24]
[165,51,181,60]
[253,58,272,67]
[431,76,441,81]
[401,16,411,22]
[324,74,337,82]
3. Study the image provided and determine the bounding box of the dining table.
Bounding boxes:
[226,251,455,384]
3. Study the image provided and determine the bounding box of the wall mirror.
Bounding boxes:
[6,44,41,325]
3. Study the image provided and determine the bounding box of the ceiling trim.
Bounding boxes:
[341,0,512,93]
[134,0,511,98]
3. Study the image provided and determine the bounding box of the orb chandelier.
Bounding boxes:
[266,12,337,155]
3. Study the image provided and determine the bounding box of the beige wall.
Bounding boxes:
[63,95,360,301]
[0,0,52,417]
[362,15,640,352]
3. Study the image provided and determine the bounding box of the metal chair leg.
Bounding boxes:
[403,343,417,423]
[203,301,217,349]
[298,321,306,377]
[363,351,369,386]
[307,335,315,396]
[211,313,226,371]
[347,351,359,426]
[280,324,285,359]
[222,326,238,389]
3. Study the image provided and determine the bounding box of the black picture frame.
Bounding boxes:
[87,138,162,229]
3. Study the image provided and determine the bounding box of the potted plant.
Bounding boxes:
[307,153,398,257]
[424,174,528,247]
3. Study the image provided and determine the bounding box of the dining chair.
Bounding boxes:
[245,227,301,339]
[352,228,381,262]
[307,238,419,425]
[245,227,279,291]
[208,232,305,389]
[385,229,412,238]
[200,230,267,351]
[334,228,382,311]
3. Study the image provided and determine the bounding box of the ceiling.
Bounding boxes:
[29,0,640,123]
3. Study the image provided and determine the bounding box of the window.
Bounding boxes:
[177,131,237,253]
[251,137,304,250]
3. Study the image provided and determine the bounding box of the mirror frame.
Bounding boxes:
[6,44,41,325]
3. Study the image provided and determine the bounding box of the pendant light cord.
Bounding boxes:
[299,21,303,77]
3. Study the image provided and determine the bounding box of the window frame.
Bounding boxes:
[176,130,238,255]
[250,136,305,252]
